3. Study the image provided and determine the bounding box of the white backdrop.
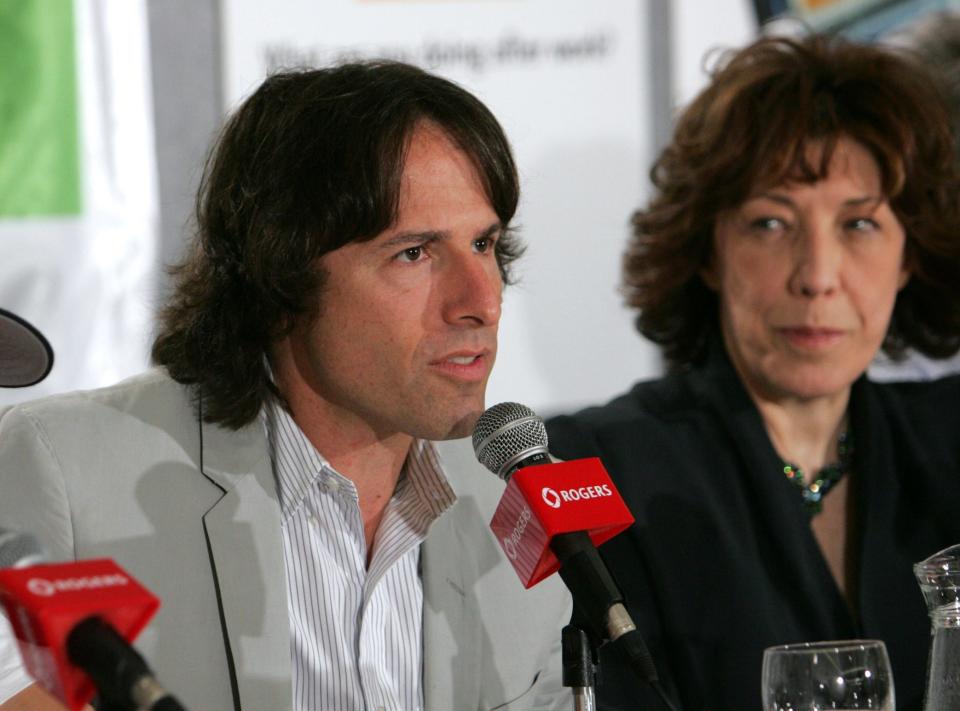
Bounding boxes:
[0,0,158,407]
[221,0,662,417]
[3,0,947,412]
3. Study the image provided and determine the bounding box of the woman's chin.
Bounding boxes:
[761,371,860,403]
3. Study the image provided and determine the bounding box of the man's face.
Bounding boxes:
[279,122,504,442]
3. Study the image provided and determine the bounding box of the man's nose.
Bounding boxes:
[441,252,503,327]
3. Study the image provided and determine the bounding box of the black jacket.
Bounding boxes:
[546,348,960,711]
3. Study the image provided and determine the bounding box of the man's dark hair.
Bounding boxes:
[152,61,522,428]
[624,34,960,369]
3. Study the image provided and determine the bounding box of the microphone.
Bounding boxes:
[0,529,45,569]
[472,402,658,684]
[0,529,186,711]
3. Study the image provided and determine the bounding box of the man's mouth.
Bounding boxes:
[430,351,492,381]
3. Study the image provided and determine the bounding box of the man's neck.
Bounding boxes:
[270,351,415,556]
[323,432,412,561]
[288,394,413,555]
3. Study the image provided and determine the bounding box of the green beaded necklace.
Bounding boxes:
[782,430,853,516]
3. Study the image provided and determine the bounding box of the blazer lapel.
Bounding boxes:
[200,415,293,711]
[421,497,482,711]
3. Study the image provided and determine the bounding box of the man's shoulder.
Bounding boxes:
[0,369,200,451]
[4,368,192,420]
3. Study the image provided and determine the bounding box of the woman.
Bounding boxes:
[546,34,960,711]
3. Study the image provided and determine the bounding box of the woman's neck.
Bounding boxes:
[751,391,850,484]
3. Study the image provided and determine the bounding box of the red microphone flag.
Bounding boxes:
[0,558,159,710]
[490,457,635,588]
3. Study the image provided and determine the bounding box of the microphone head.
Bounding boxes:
[0,529,45,569]
[472,402,549,480]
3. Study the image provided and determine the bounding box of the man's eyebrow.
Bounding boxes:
[476,222,502,241]
[379,222,503,249]
[380,230,447,249]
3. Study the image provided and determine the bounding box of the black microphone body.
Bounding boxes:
[67,617,186,711]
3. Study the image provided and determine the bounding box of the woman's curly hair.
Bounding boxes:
[624,34,960,369]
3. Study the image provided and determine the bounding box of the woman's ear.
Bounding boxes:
[699,258,719,291]
[897,239,913,291]
[897,255,911,291]
[897,267,910,290]
[699,221,721,291]
[699,230,720,291]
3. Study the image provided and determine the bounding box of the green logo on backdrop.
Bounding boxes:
[0,0,80,217]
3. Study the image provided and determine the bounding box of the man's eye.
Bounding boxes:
[474,237,494,253]
[397,246,424,262]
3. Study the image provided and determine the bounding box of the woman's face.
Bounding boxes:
[703,137,909,404]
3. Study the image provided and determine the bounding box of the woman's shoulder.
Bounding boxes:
[864,371,960,434]
[553,371,697,421]
[545,371,703,457]
[868,370,960,407]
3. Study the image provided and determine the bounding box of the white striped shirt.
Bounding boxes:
[263,398,456,711]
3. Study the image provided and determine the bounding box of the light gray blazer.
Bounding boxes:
[0,370,572,710]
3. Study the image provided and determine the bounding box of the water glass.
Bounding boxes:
[761,639,894,710]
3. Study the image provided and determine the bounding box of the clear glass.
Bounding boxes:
[914,543,960,711]
[761,640,895,710]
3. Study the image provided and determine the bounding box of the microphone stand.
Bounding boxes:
[562,624,597,711]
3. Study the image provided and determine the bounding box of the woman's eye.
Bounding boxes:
[749,217,786,232]
[846,217,879,232]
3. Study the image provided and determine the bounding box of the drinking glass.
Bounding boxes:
[761,640,895,710]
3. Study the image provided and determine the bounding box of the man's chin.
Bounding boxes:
[424,406,485,441]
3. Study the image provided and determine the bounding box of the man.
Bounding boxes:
[0,62,571,710]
